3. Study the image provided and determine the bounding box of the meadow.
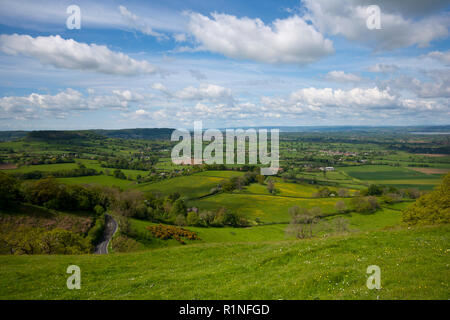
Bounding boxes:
[0,225,448,299]
[189,192,351,223]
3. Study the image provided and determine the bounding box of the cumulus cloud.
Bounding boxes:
[289,87,397,109]
[259,85,449,119]
[0,88,147,120]
[119,6,167,40]
[174,83,233,101]
[186,12,334,64]
[303,0,449,50]
[382,72,450,99]
[0,34,158,75]
[152,83,233,102]
[324,71,362,82]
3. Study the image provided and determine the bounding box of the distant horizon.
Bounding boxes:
[1,124,450,133]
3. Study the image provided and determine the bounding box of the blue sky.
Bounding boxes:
[0,0,449,130]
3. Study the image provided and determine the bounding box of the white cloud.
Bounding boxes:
[152,82,233,102]
[174,83,233,101]
[382,73,450,99]
[112,90,145,101]
[173,33,187,42]
[119,6,167,40]
[186,12,334,64]
[0,34,159,75]
[289,87,397,109]
[368,64,399,73]
[427,50,450,64]
[304,0,449,50]
[0,88,148,120]
[324,70,362,82]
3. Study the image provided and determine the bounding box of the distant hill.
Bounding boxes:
[16,128,175,142]
[93,128,175,140]
[26,130,104,141]
[0,131,27,142]
[0,126,448,142]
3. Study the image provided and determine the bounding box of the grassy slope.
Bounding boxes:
[189,193,349,223]
[56,175,135,188]
[134,173,227,199]
[0,225,448,299]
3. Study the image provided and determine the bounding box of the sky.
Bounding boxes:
[0,0,449,130]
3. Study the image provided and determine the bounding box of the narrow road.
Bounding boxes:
[94,214,118,254]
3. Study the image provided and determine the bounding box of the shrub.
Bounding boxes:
[402,173,450,226]
[186,211,200,226]
[175,214,187,226]
[110,235,141,252]
[313,187,332,198]
[146,224,200,244]
[363,184,384,196]
[335,200,347,213]
[87,214,105,245]
[0,225,92,255]
[285,206,320,239]
[337,188,350,197]
[350,196,379,213]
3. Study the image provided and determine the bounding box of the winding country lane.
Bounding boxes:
[94,214,118,254]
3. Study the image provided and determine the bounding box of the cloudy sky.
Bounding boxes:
[0,0,449,130]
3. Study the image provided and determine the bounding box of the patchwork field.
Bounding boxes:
[339,165,445,190]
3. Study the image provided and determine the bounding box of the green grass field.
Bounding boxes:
[339,165,444,190]
[189,193,350,223]
[130,219,289,244]
[0,225,448,299]
[56,175,136,188]
[134,172,232,199]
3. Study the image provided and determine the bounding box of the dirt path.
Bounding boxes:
[94,214,118,254]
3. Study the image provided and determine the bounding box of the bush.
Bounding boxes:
[350,196,379,213]
[110,234,141,252]
[337,188,350,197]
[363,184,384,196]
[0,225,92,255]
[285,206,321,239]
[313,187,332,198]
[0,173,21,208]
[146,224,200,244]
[335,200,347,213]
[402,173,450,226]
[87,214,105,245]
[186,211,200,226]
[175,214,187,226]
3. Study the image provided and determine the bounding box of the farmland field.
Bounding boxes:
[134,173,225,198]
[189,192,351,223]
[340,165,445,189]
[0,127,449,301]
